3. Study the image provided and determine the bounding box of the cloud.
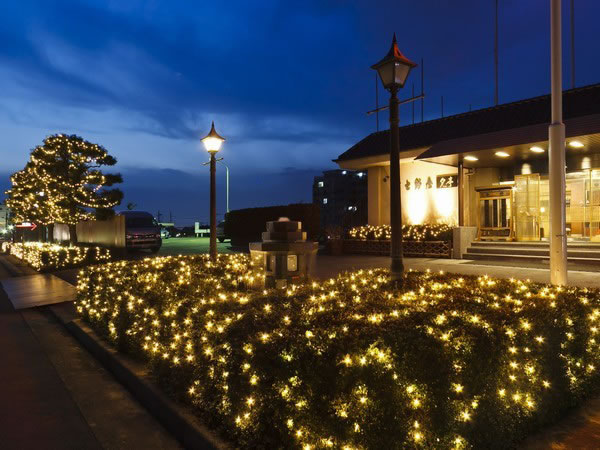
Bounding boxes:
[1,0,600,218]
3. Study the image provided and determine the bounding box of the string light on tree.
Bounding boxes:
[5,134,123,239]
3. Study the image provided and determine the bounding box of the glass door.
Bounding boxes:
[587,170,600,241]
[566,174,586,239]
[514,174,541,241]
[476,187,513,240]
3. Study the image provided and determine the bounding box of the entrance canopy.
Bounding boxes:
[416,114,600,169]
[335,83,600,169]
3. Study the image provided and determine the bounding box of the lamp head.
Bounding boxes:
[371,33,417,90]
[201,121,225,154]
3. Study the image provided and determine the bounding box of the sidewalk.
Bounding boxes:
[313,255,600,288]
[0,256,180,450]
[0,261,100,449]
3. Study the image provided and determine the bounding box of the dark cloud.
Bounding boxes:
[1,0,600,220]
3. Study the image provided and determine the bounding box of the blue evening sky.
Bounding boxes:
[1,0,599,224]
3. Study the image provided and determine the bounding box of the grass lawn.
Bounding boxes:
[158,237,235,256]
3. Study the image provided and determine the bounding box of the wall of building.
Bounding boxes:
[401,161,458,225]
[367,160,459,226]
[368,166,388,225]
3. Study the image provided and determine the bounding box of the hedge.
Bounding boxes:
[348,224,453,242]
[2,241,112,271]
[77,255,600,449]
[224,203,319,247]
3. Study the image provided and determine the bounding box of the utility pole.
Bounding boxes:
[156,210,162,223]
[495,0,499,105]
[421,58,424,122]
[549,0,568,285]
[375,72,380,131]
[571,0,575,89]
[441,96,444,118]
[412,84,415,124]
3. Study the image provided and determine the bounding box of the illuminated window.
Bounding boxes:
[287,254,298,272]
[342,171,347,175]
[318,181,324,187]
[323,198,328,204]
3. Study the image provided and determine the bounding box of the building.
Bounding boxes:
[0,203,9,235]
[313,169,368,230]
[335,84,600,242]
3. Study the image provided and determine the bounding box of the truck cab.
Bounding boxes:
[118,211,162,253]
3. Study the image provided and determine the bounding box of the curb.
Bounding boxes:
[50,308,229,450]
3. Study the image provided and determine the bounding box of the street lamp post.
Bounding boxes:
[372,34,417,282]
[217,161,230,214]
[201,121,225,261]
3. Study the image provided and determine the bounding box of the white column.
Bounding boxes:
[549,0,568,285]
[367,166,383,225]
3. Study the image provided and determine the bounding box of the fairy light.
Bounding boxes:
[5,134,122,226]
[74,254,600,448]
[3,241,111,270]
[348,223,453,242]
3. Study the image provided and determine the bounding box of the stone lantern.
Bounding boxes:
[249,217,318,288]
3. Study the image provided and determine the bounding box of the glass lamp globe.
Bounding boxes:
[371,33,417,90]
[201,122,226,154]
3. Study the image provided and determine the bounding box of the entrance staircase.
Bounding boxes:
[464,241,600,266]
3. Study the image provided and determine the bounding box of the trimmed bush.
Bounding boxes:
[77,255,600,449]
[224,203,319,247]
[3,241,111,271]
[348,224,453,242]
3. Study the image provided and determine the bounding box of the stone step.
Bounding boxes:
[466,252,600,266]
[466,246,600,258]
[470,241,600,250]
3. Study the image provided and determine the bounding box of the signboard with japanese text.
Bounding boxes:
[436,174,458,189]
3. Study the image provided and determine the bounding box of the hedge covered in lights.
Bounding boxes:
[348,223,453,242]
[2,241,112,271]
[77,254,600,448]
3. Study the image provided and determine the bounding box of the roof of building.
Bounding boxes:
[335,83,600,163]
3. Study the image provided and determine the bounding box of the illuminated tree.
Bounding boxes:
[6,134,123,241]
[5,168,49,226]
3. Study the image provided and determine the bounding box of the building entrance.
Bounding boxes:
[477,170,600,242]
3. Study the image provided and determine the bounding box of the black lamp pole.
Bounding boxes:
[201,121,225,262]
[209,151,217,261]
[388,85,404,278]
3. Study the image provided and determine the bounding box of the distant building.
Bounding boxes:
[0,203,9,234]
[312,169,368,230]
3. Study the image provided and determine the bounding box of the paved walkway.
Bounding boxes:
[0,256,180,450]
[313,255,600,288]
[1,273,75,309]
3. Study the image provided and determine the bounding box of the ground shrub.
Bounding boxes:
[348,224,453,242]
[2,241,111,271]
[77,255,600,449]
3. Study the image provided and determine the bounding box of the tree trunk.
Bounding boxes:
[47,224,54,243]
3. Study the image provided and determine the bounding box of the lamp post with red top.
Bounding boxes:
[371,34,417,283]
